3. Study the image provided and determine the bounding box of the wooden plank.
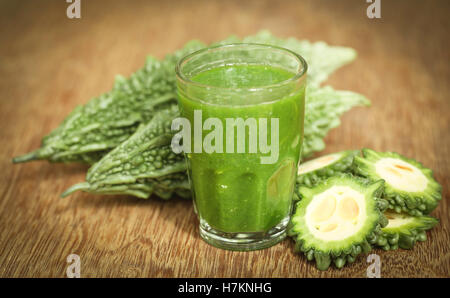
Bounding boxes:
[0,0,448,277]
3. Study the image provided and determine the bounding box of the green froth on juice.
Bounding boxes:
[178,64,305,233]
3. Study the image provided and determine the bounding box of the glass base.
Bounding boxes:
[199,219,288,251]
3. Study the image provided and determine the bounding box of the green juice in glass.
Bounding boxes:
[176,44,307,250]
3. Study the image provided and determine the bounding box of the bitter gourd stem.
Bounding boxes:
[60,182,91,198]
[12,151,39,163]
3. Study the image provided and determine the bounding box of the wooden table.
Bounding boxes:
[0,0,448,278]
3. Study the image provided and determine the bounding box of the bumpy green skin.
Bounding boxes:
[353,148,442,216]
[243,30,357,87]
[288,174,388,271]
[61,106,189,199]
[302,87,369,158]
[12,41,206,164]
[297,150,359,187]
[373,213,438,250]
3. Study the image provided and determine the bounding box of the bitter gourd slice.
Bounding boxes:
[297,150,359,187]
[353,149,442,215]
[372,211,438,250]
[289,174,387,270]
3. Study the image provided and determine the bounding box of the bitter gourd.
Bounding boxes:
[12,41,206,164]
[297,150,359,187]
[302,87,369,158]
[353,148,442,216]
[288,174,388,270]
[372,211,438,250]
[243,30,357,87]
[62,86,369,199]
[13,31,359,165]
[61,106,189,199]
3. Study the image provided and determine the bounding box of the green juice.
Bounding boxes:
[178,64,305,234]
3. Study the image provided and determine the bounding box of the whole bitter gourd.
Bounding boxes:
[372,211,438,250]
[288,174,388,270]
[243,30,357,87]
[61,106,189,199]
[353,148,442,216]
[297,150,359,187]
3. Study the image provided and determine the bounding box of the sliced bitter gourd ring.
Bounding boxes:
[289,175,386,271]
[297,150,359,187]
[373,211,438,250]
[353,149,442,216]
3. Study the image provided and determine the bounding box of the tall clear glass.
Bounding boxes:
[175,43,307,251]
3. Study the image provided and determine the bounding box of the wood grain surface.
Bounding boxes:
[0,0,449,278]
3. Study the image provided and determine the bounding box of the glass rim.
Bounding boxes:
[175,43,308,92]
